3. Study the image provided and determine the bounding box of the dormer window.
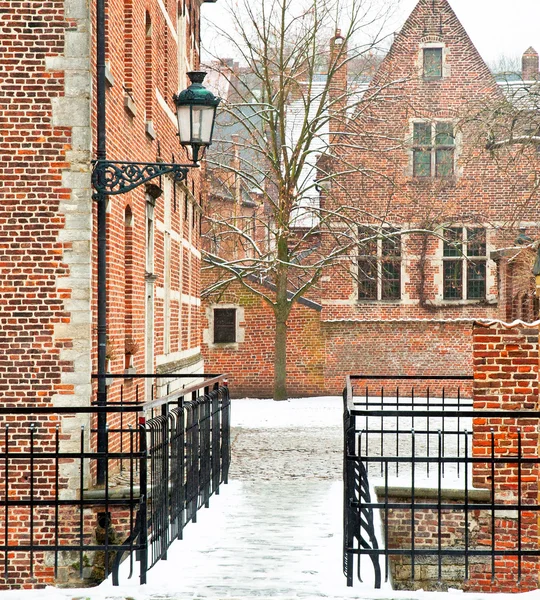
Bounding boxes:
[423,48,443,79]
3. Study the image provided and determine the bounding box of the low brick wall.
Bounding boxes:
[377,487,490,592]
[323,321,474,396]
[469,322,540,593]
[376,323,540,594]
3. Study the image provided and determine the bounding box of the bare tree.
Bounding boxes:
[202,0,407,400]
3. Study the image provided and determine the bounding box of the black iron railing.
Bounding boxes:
[343,375,540,592]
[0,373,230,587]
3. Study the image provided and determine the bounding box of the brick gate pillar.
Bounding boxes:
[469,322,540,592]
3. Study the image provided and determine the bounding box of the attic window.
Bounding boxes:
[423,48,442,79]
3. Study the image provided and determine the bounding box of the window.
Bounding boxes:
[358,227,401,301]
[423,48,442,79]
[443,228,486,301]
[213,308,236,343]
[413,121,455,177]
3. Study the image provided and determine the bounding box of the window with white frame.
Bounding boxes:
[413,121,455,177]
[358,227,401,301]
[442,227,487,301]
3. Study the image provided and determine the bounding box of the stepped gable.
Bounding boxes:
[366,0,502,111]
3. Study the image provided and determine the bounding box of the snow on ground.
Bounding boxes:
[1,397,538,600]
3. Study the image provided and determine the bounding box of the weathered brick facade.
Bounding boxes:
[202,0,540,397]
[201,279,324,398]
[1,0,214,587]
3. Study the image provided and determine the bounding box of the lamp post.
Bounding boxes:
[92,0,220,485]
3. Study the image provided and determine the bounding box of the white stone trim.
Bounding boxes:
[182,293,201,306]
[48,0,93,495]
[203,304,245,349]
[157,0,179,44]
[156,346,201,366]
[156,88,178,129]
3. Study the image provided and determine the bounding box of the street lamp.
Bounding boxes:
[92,72,220,196]
[174,71,221,164]
[92,0,220,486]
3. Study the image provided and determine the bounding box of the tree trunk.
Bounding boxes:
[273,234,291,401]
[273,309,288,400]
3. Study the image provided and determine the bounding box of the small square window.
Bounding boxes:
[213,308,236,343]
[423,48,443,79]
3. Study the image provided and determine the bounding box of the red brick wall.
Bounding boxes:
[379,323,540,593]
[323,320,473,395]
[0,0,212,587]
[322,0,539,325]
[0,1,72,403]
[469,323,539,592]
[494,247,538,323]
[379,490,491,592]
[201,280,324,398]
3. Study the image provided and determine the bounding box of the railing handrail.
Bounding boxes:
[348,374,474,380]
[143,374,228,412]
[349,409,540,418]
[345,374,474,409]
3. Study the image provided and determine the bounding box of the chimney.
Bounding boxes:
[329,29,348,142]
[522,47,539,81]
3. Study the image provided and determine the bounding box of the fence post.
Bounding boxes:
[138,419,148,585]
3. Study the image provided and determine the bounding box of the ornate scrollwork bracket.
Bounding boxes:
[92,160,193,198]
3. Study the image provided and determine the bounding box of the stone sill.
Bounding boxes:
[375,485,490,503]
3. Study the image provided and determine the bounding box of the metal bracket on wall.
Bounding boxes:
[91,160,192,197]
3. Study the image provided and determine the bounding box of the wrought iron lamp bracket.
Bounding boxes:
[92,160,193,197]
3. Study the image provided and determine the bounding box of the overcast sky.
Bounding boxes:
[398,0,540,64]
[202,0,540,68]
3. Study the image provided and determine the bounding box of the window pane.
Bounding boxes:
[423,48,443,79]
[467,261,486,299]
[214,308,236,343]
[358,227,378,256]
[382,261,401,300]
[443,227,463,257]
[414,149,431,176]
[358,259,377,300]
[413,122,431,145]
[382,230,401,257]
[443,260,463,300]
[436,148,454,176]
[435,122,454,146]
[467,228,486,257]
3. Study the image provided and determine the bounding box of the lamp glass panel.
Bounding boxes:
[177,105,192,144]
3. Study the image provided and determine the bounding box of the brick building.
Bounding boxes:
[1,0,218,587]
[202,0,540,397]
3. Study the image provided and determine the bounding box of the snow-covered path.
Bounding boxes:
[3,397,539,600]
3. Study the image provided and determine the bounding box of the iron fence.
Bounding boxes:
[0,373,230,587]
[343,375,540,591]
